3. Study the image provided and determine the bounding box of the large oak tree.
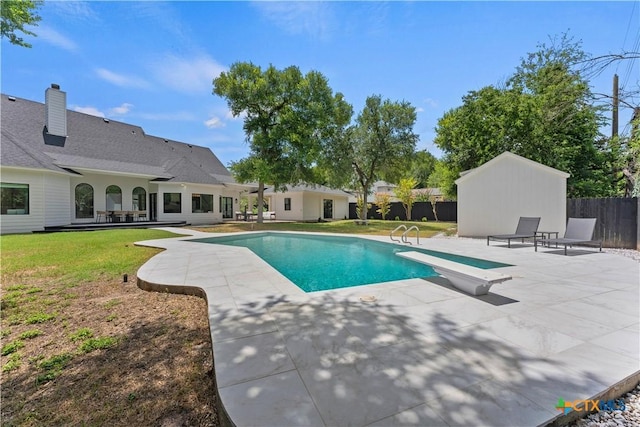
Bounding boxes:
[213,62,352,222]
[322,95,419,220]
[434,35,608,198]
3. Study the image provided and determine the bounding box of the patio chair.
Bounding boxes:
[535,217,602,255]
[487,216,541,248]
[96,210,108,223]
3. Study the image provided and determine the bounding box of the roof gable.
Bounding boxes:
[1,93,235,185]
[455,151,570,185]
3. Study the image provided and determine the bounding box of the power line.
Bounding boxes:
[620,29,639,91]
[617,0,638,74]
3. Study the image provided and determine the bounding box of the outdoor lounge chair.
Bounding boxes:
[535,217,602,255]
[487,216,541,248]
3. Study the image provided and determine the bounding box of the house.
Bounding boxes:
[1,84,249,234]
[455,151,569,237]
[262,185,350,221]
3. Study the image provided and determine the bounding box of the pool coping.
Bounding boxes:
[135,228,640,427]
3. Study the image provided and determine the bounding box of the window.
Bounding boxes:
[163,193,181,213]
[192,193,213,213]
[284,197,291,211]
[132,187,146,210]
[75,183,94,218]
[1,183,29,215]
[106,185,122,210]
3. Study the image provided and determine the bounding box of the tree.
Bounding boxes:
[374,192,391,220]
[434,35,607,198]
[1,0,42,48]
[214,62,352,222]
[409,150,437,188]
[428,192,439,222]
[322,95,418,220]
[394,177,417,221]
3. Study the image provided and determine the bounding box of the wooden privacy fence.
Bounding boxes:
[349,201,458,222]
[567,197,639,250]
[348,198,638,249]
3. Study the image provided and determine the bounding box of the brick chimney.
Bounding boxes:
[45,84,67,137]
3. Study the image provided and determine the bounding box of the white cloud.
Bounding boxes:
[253,2,334,40]
[109,103,134,116]
[73,105,105,118]
[204,116,225,129]
[33,25,78,52]
[49,2,97,21]
[95,68,150,89]
[150,53,226,95]
[423,98,439,108]
[416,107,425,113]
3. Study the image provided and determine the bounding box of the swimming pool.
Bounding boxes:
[190,233,510,292]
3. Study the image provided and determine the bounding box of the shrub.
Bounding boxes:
[69,328,93,342]
[78,336,117,354]
[1,340,25,356]
[25,312,56,324]
[2,353,21,372]
[19,329,42,340]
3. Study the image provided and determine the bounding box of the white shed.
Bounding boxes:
[455,152,569,237]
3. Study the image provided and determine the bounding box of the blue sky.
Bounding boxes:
[2,1,638,166]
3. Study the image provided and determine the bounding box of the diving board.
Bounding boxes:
[397,251,512,296]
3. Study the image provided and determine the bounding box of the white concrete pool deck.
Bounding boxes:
[135,228,640,427]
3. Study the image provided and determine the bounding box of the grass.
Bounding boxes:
[193,218,457,237]
[1,221,458,426]
[1,228,217,426]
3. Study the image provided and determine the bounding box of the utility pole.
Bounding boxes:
[612,74,619,138]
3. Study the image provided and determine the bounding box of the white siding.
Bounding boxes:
[271,192,305,221]
[456,154,567,237]
[45,87,67,136]
[155,183,235,225]
[0,168,48,234]
[184,183,225,225]
[333,198,348,220]
[70,174,151,223]
[302,193,322,221]
[268,191,349,221]
[44,174,71,226]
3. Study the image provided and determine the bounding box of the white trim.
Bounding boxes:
[455,151,570,185]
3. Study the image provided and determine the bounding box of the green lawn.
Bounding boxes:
[1,229,182,283]
[193,219,457,237]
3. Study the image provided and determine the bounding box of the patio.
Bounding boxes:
[135,228,639,426]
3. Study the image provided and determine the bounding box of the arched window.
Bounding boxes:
[106,185,122,210]
[132,187,146,210]
[75,183,94,218]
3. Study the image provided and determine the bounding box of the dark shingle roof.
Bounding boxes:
[1,94,234,185]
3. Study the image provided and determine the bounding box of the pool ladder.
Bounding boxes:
[390,224,420,245]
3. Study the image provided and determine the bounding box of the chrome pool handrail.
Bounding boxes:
[390,224,407,242]
[402,226,420,245]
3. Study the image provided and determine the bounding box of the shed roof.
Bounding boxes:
[264,184,350,197]
[455,151,570,185]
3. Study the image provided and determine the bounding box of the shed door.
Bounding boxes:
[323,199,333,219]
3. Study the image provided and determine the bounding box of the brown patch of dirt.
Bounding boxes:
[1,275,218,426]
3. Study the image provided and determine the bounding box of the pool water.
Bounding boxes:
[190,233,510,292]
